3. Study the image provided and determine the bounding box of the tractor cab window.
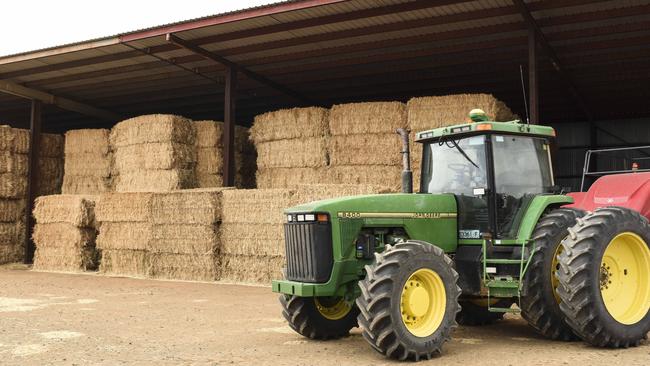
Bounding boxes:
[492,135,554,238]
[421,135,490,237]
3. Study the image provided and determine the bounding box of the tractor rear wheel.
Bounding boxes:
[520,208,585,340]
[280,295,359,340]
[457,299,514,326]
[356,241,461,361]
[557,207,650,347]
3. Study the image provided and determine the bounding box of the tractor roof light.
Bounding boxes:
[475,123,492,131]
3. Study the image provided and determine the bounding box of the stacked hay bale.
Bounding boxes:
[326,102,407,192]
[407,94,515,186]
[194,121,256,188]
[0,126,29,264]
[111,114,197,192]
[36,133,65,196]
[219,184,388,284]
[250,107,329,188]
[95,192,153,277]
[148,189,225,281]
[32,195,99,272]
[62,129,113,194]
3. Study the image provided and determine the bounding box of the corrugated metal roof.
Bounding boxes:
[1,0,650,132]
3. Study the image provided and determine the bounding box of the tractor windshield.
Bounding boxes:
[420,135,488,195]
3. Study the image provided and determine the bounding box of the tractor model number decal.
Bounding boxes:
[337,212,457,219]
[459,230,481,239]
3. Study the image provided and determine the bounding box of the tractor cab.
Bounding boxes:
[416,113,556,240]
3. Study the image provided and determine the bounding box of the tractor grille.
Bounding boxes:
[284,221,333,283]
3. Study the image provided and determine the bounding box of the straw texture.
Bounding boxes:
[329,102,406,135]
[250,107,328,143]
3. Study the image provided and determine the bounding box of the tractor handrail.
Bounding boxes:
[580,145,650,191]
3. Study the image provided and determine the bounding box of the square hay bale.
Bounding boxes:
[114,142,196,172]
[100,249,149,277]
[221,189,294,225]
[148,253,217,281]
[328,133,403,166]
[0,244,24,265]
[32,223,96,248]
[32,246,99,272]
[195,121,249,148]
[407,94,515,132]
[219,254,284,284]
[96,222,152,251]
[250,107,329,143]
[35,158,64,196]
[255,167,323,189]
[323,165,402,192]
[149,225,217,255]
[219,223,284,256]
[0,222,18,243]
[62,175,112,195]
[292,184,390,205]
[0,173,27,198]
[0,125,29,153]
[64,152,112,177]
[256,138,327,169]
[329,102,407,135]
[0,199,25,222]
[110,114,196,147]
[150,188,226,225]
[40,133,65,158]
[64,129,110,155]
[33,195,97,227]
[95,192,153,222]
[0,152,28,175]
[114,169,196,192]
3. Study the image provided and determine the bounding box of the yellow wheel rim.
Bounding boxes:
[315,297,351,320]
[400,268,446,337]
[600,232,650,325]
[551,242,565,304]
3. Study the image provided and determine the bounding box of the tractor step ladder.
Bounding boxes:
[482,238,534,314]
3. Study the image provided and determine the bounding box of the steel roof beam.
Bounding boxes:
[512,0,592,121]
[166,33,315,105]
[0,79,121,121]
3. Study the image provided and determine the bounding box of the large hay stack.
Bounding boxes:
[62,129,113,194]
[95,192,153,277]
[194,121,256,189]
[407,94,515,185]
[32,195,99,272]
[219,184,388,284]
[250,107,328,188]
[326,102,406,191]
[111,115,197,192]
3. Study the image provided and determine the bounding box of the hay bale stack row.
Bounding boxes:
[219,184,388,284]
[407,94,515,183]
[62,129,113,194]
[95,192,153,277]
[251,107,329,188]
[326,102,406,191]
[32,195,99,272]
[194,121,256,189]
[111,115,197,192]
[35,133,65,196]
[95,189,226,280]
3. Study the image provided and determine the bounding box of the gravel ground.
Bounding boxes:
[0,265,648,366]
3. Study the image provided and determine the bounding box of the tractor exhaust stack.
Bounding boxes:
[396,128,413,193]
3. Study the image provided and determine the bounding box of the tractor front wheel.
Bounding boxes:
[558,207,650,347]
[280,295,359,340]
[356,241,461,361]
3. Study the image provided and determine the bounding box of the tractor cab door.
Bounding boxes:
[420,135,491,239]
[491,135,555,238]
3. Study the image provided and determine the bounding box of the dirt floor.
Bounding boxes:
[0,266,648,366]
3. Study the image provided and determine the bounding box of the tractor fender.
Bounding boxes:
[516,195,575,242]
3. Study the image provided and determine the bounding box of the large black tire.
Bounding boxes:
[280,295,359,340]
[557,207,650,347]
[356,241,461,361]
[520,208,585,341]
[457,299,513,326]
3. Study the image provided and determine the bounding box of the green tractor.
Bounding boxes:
[272,111,650,361]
